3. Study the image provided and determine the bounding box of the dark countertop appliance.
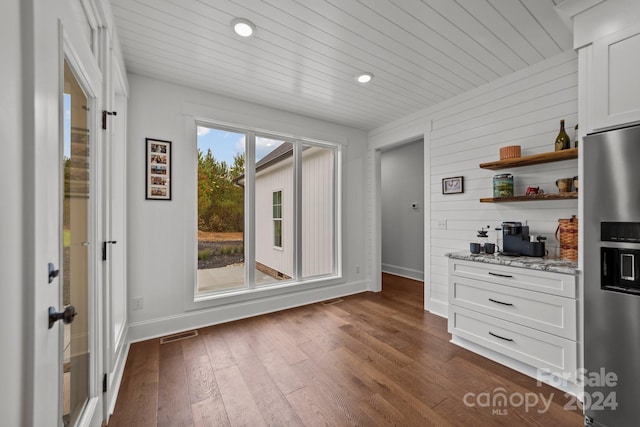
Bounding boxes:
[502,221,545,257]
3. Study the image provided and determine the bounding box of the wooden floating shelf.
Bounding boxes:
[480,192,578,203]
[479,148,578,170]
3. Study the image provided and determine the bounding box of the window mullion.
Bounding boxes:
[334,146,342,277]
[293,141,302,281]
[246,131,256,288]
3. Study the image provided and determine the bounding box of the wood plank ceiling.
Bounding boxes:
[110,0,572,131]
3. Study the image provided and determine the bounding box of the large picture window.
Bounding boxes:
[196,124,339,296]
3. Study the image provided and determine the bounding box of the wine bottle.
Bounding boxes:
[554,119,570,151]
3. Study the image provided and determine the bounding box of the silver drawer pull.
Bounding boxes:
[489,331,514,342]
[489,298,513,306]
[488,272,513,278]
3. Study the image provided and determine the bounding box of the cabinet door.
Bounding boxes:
[593,22,640,130]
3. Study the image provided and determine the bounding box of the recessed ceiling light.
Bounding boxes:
[356,72,374,84]
[232,18,256,37]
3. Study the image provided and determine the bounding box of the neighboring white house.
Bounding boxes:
[250,142,335,280]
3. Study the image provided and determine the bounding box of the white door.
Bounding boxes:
[30,1,104,425]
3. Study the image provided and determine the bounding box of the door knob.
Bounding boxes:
[48,306,77,329]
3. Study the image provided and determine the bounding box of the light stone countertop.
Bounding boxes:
[446,251,578,275]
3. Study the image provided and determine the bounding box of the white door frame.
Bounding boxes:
[102,47,130,421]
[367,122,432,311]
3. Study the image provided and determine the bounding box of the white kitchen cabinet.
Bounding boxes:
[592,22,640,130]
[448,257,580,394]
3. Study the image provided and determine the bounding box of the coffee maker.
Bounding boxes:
[501,221,546,257]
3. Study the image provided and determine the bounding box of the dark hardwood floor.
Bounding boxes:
[108,273,582,426]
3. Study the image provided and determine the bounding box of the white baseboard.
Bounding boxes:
[427,298,448,318]
[127,280,369,343]
[382,263,424,281]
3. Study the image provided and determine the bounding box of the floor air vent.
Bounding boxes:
[321,298,344,305]
[160,330,198,344]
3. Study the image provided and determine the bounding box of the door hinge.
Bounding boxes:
[102,240,117,261]
[102,110,117,130]
[103,373,107,393]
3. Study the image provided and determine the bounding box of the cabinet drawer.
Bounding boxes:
[449,259,576,298]
[449,307,577,375]
[449,276,576,340]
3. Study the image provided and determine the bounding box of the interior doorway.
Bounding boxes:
[380,140,425,289]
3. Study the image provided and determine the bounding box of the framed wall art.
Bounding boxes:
[145,138,172,200]
[442,176,463,194]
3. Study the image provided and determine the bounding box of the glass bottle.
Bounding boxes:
[574,124,579,148]
[555,119,570,151]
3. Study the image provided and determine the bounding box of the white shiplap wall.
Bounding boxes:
[370,50,579,316]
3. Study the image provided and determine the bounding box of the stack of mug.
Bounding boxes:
[470,242,495,255]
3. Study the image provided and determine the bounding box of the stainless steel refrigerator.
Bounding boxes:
[584,123,640,426]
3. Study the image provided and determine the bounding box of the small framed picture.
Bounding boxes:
[146,138,171,200]
[442,176,463,194]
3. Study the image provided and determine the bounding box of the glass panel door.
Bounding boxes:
[63,59,90,427]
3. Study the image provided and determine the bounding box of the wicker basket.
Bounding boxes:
[499,145,521,160]
[555,215,578,261]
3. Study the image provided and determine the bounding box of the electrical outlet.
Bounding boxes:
[437,219,447,230]
[132,296,144,310]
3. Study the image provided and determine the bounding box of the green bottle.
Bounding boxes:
[554,119,570,151]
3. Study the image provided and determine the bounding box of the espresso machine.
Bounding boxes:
[501,222,546,257]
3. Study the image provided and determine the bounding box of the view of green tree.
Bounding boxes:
[198,148,245,232]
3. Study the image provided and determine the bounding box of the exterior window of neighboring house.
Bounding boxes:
[195,123,340,300]
[273,190,282,248]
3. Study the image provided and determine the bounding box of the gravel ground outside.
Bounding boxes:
[198,240,244,269]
